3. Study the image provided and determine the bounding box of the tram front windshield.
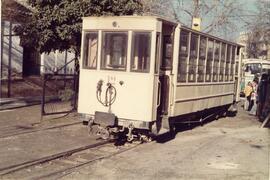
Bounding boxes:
[244,63,262,74]
[84,31,151,72]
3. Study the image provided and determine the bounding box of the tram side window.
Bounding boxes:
[101,32,128,71]
[235,49,239,75]
[225,45,231,81]
[219,43,226,81]
[131,32,151,72]
[198,36,206,82]
[206,39,214,82]
[177,30,189,82]
[155,33,161,74]
[83,32,98,69]
[162,35,173,70]
[235,61,239,75]
[230,46,236,81]
[213,41,220,82]
[188,34,198,82]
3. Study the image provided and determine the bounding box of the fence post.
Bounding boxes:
[7,22,12,98]
[0,21,4,99]
[41,74,46,118]
[72,72,77,111]
[64,50,67,88]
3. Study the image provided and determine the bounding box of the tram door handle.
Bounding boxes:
[170,81,174,106]
[157,80,161,107]
[170,74,175,106]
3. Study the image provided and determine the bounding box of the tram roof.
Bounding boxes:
[82,15,243,47]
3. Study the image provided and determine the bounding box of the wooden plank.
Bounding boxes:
[261,113,270,128]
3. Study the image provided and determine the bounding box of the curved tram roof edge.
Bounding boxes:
[82,15,244,48]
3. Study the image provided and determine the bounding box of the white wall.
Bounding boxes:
[1,21,76,79]
[1,21,23,79]
[41,50,75,74]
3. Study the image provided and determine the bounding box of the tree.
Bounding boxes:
[142,0,244,39]
[141,0,175,18]
[173,0,244,39]
[246,31,262,58]
[14,0,143,69]
[246,0,270,59]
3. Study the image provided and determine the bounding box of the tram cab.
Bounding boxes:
[78,16,242,140]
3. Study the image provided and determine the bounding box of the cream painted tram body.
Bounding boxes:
[78,16,243,139]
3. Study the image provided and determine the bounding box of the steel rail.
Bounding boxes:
[0,121,82,139]
[0,140,111,176]
[34,143,143,179]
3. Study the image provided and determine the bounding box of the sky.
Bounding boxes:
[4,0,264,43]
[231,0,259,39]
[171,0,262,41]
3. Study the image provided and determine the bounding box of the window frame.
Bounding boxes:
[225,44,231,81]
[161,35,173,70]
[100,31,128,71]
[155,32,161,74]
[230,46,236,81]
[219,43,226,82]
[188,33,199,82]
[83,31,99,70]
[197,35,207,82]
[212,41,220,82]
[177,30,190,83]
[205,38,214,82]
[130,31,152,73]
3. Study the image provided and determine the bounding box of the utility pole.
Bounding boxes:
[192,0,201,31]
[193,0,200,18]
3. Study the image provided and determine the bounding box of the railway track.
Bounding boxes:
[0,139,142,179]
[0,121,82,139]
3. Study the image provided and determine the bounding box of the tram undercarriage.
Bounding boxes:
[84,103,236,142]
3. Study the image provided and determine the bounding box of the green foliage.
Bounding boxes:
[58,88,74,101]
[15,0,143,56]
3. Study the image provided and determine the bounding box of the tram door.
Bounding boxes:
[156,24,174,121]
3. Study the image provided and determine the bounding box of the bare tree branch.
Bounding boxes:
[245,0,270,59]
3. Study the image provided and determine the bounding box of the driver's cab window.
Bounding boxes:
[83,32,98,69]
[101,32,128,71]
[131,32,151,72]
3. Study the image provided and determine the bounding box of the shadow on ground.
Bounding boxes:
[155,115,225,144]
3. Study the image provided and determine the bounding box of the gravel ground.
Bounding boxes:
[0,104,268,180]
[61,108,269,180]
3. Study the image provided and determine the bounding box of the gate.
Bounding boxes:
[41,73,78,116]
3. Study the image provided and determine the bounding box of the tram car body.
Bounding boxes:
[78,16,243,139]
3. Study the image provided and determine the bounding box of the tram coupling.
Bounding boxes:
[83,111,152,143]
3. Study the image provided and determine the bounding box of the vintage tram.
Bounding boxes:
[78,16,243,141]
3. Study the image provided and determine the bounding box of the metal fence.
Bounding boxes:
[41,73,78,116]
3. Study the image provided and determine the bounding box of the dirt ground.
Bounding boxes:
[61,107,269,180]
[0,103,269,180]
